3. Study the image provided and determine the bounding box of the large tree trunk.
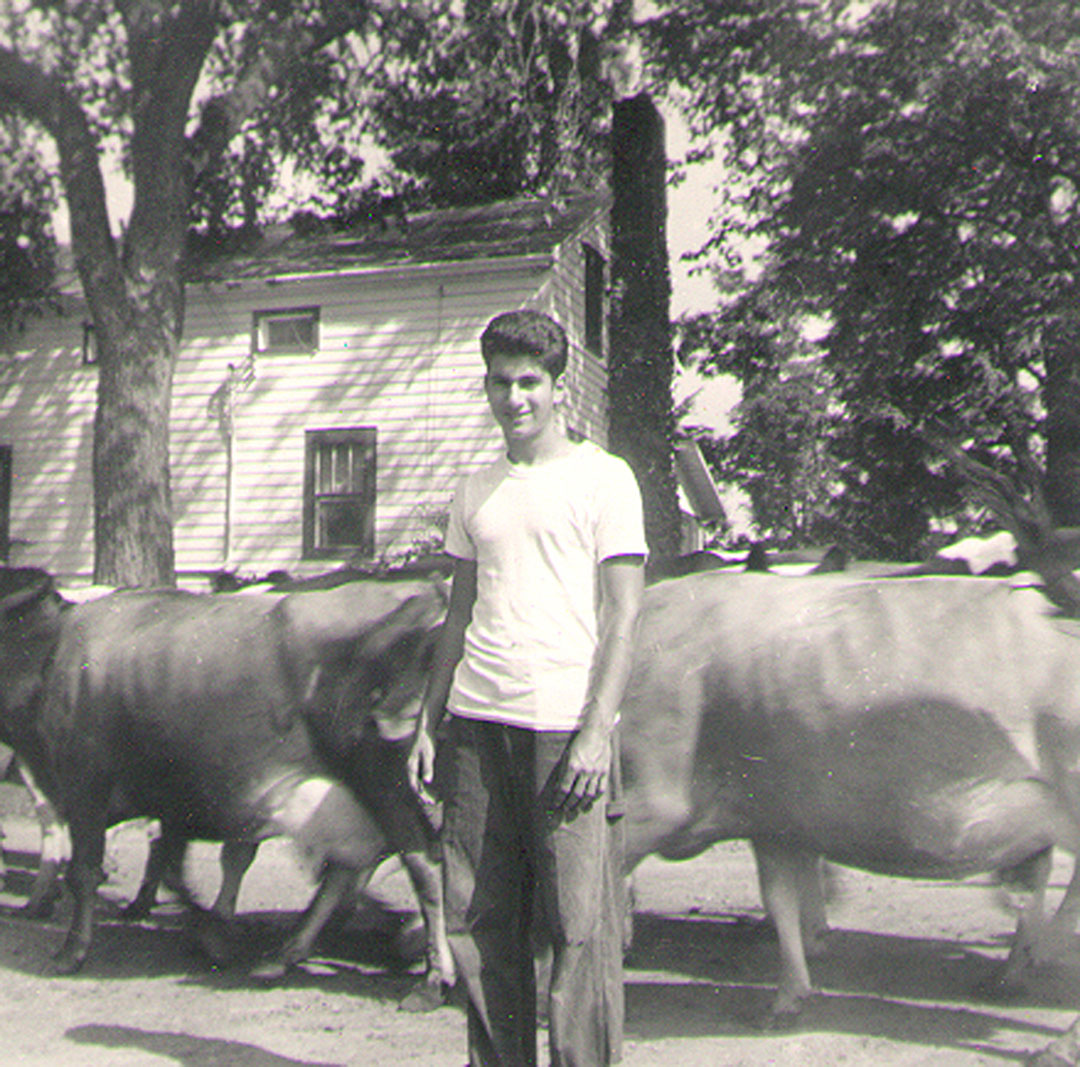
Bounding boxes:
[1043,319,1080,527]
[92,310,178,587]
[608,93,681,558]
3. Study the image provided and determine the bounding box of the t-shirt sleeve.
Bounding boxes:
[595,456,648,562]
[444,476,476,560]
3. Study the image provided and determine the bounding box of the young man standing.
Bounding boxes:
[408,309,646,1066]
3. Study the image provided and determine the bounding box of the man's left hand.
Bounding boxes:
[554,726,612,816]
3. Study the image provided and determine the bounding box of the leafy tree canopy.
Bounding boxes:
[0,119,57,340]
[651,0,1080,560]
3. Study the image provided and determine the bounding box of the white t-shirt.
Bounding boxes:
[445,440,647,731]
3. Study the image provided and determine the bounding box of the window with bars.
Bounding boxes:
[253,307,320,354]
[303,428,376,558]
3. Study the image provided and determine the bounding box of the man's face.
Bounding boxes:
[484,353,562,447]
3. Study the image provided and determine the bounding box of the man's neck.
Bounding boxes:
[505,427,573,466]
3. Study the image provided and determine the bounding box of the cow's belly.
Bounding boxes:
[730,697,1072,878]
[634,696,1078,880]
[747,775,1061,878]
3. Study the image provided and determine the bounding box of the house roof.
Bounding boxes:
[674,440,726,523]
[187,192,611,285]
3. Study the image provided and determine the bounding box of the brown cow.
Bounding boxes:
[618,569,1080,1018]
[0,567,452,1003]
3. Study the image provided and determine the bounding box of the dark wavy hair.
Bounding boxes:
[480,309,567,380]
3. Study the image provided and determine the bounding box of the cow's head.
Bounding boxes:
[0,567,67,742]
[303,583,446,745]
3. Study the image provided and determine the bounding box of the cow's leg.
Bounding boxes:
[753,838,815,1019]
[121,827,187,920]
[795,853,829,958]
[396,847,455,1011]
[348,731,455,1008]
[999,848,1053,987]
[1028,855,1080,969]
[211,839,257,918]
[52,813,108,975]
[246,773,389,980]
[17,761,69,919]
[249,859,360,980]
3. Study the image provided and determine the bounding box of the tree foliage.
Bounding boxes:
[654,0,1080,559]
[0,123,57,340]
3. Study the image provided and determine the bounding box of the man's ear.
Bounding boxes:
[553,373,567,407]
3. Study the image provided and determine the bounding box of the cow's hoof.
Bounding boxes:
[761,990,811,1030]
[761,1007,803,1032]
[249,958,290,982]
[119,900,153,922]
[49,949,85,976]
[186,912,238,966]
[20,896,58,920]
[398,979,452,1013]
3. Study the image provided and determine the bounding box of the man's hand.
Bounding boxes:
[554,725,612,817]
[407,724,438,806]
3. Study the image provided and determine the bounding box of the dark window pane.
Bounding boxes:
[316,498,369,549]
[267,315,315,349]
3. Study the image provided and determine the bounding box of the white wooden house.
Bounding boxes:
[1,191,724,585]
[1,194,621,584]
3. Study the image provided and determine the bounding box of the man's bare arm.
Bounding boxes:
[407,557,477,802]
[555,554,644,814]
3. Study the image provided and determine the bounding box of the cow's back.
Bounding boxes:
[620,572,1080,872]
[40,591,312,836]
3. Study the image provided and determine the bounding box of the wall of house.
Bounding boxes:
[0,295,97,579]
[0,235,610,582]
[548,213,610,445]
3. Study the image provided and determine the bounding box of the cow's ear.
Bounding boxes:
[0,568,59,622]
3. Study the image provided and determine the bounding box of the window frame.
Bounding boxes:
[82,321,97,366]
[0,444,11,563]
[302,427,377,560]
[252,307,321,356]
[582,242,606,357]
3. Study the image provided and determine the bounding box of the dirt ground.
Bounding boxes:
[2,782,1079,1067]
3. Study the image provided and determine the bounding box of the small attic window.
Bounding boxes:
[82,321,97,365]
[253,307,320,354]
[583,243,605,356]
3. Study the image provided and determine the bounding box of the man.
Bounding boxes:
[408,309,646,1066]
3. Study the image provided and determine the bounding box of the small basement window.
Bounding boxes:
[303,428,376,558]
[253,307,320,354]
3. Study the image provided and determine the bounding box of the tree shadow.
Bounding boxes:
[66,1022,340,1066]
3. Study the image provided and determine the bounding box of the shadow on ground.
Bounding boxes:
[66,1023,340,1067]
[624,909,1079,1054]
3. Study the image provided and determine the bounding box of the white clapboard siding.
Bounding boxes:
[1,200,615,581]
[0,297,97,579]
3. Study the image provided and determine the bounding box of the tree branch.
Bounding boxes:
[922,419,1080,614]
[187,2,370,183]
[0,45,123,321]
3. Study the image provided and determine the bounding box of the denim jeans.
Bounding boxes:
[441,716,624,1067]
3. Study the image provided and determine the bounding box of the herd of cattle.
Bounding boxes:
[3,545,1080,1062]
